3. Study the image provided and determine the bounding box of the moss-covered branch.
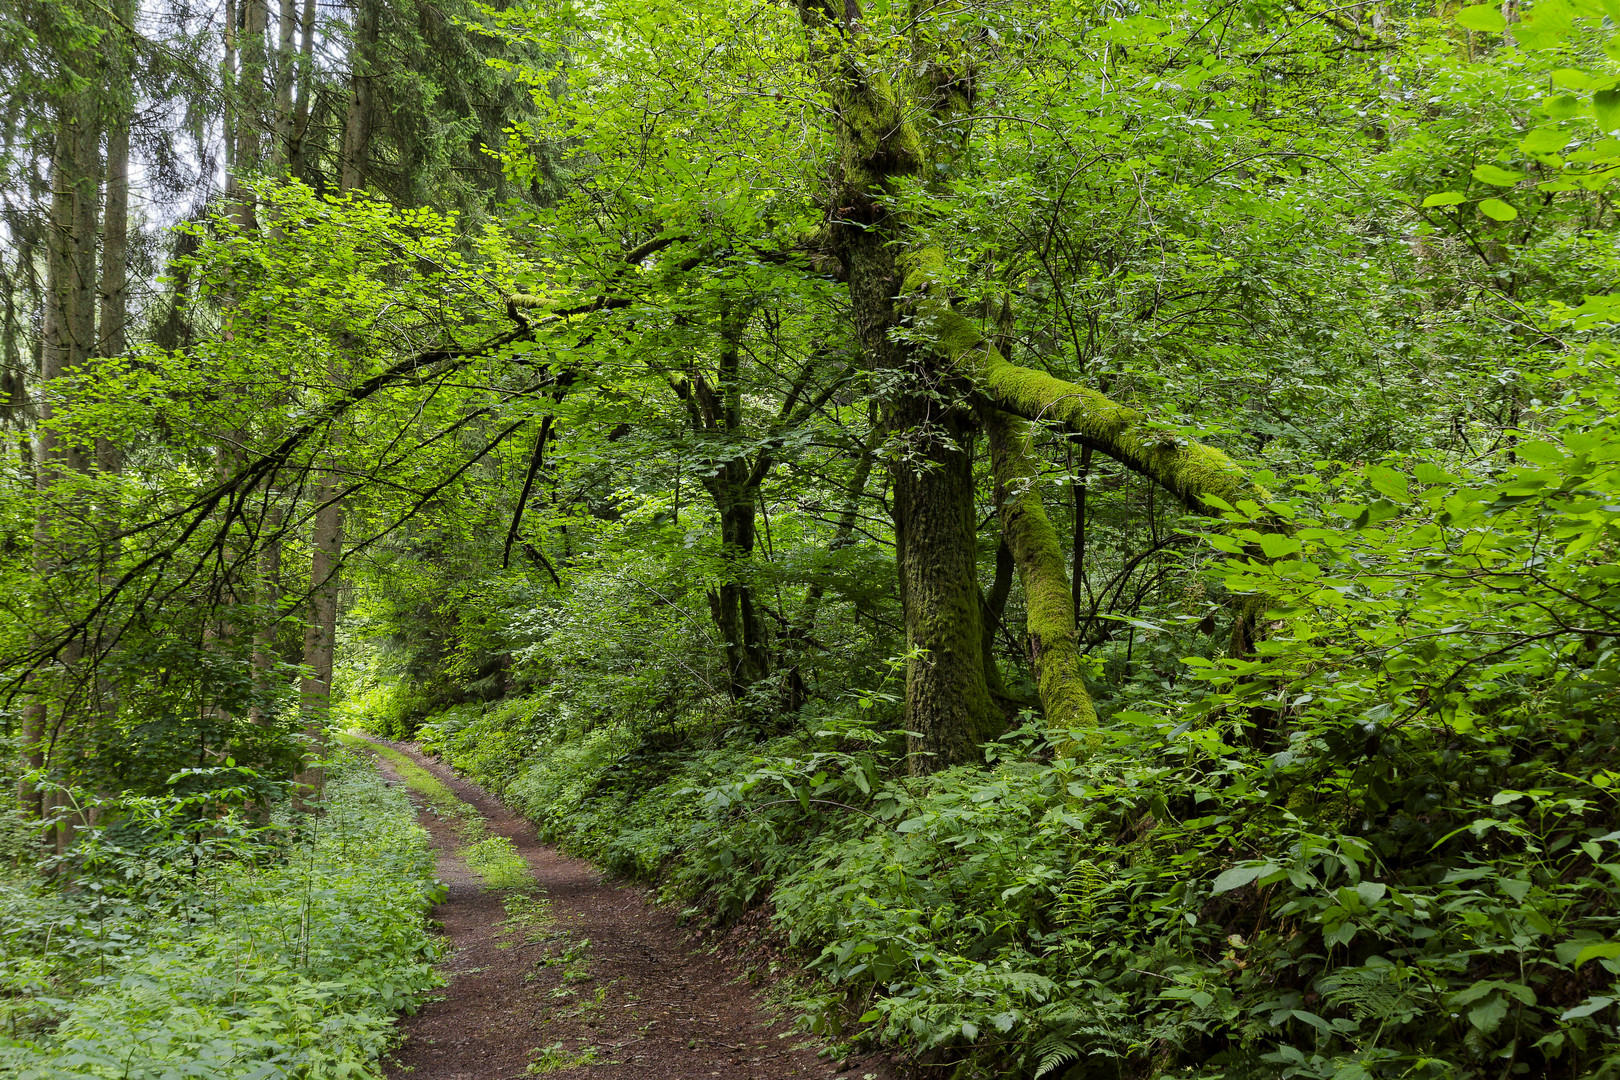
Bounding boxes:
[899,247,1267,517]
[983,407,1100,749]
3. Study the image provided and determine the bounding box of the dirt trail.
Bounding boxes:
[360,738,896,1080]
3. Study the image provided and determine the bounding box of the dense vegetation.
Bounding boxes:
[3,0,1618,1074]
[1,757,442,1077]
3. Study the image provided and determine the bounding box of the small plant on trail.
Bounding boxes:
[525,1040,599,1073]
[465,835,531,891]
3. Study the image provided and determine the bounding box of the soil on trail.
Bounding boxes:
[362,739,897,1080]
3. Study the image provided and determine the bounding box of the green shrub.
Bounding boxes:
[0,759,442,1079]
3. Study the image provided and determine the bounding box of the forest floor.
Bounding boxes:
[357,737,898,1080]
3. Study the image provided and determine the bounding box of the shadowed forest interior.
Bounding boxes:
[3,0,1620,1075]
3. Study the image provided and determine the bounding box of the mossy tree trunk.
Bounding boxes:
[22,86,98,821]
[792,0,1002,772]
[791,5,1271,770]
[982,408,1099,745]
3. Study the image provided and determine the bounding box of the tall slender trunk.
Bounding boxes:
[1070,444,1092,612]
[272,0,297,169]
[92,18,132,779]
[229,0,268,225]
[299,468,342,729]
[339,0,379,193]
[98,101,129,365]
[251,505,284,723]
[981,538,1014,700]
[296,17,375,744]
[21,94,97,820]
[705,463,769,699]
[697,302,771,700]
[223,0,238,179]
[287,0,317,178]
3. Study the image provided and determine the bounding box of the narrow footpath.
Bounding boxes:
[358,738,897,1080]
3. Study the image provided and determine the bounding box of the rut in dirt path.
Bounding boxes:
[360,737,898,1080]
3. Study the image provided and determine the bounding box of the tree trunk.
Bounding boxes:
[340,0,379,193]
[98,96,129,365]
[981,537,1014,701]
[792,0,1001,771]
[229,0,268,225]
[892,405,999,770]
[251,504,284,723]
[705,465,769,699]
[272,0,297,169]
[295,10,375,748]
[299,472,342,730]
[287,0,317,178]
[983,408,1099,746]
[21,95,97,819]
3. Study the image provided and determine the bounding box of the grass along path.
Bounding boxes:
[342,733,889,1080]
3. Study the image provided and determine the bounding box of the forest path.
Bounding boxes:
[354,736,887,1080]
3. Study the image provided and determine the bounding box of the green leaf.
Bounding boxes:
[1456,3,1506,30]
[1560,997,1614,1021]
[1520,126,1569,154]
[1291,1009,1335,1033]
[1575,942,1620,967]
[1422,191,1467,207]
[1356,881,1388,906]
[1473,164,1524,186]
[1479,198,1519,221]
[1211,863,1265,894]
[1551,68,1596,90]
[1258,534,1303,558]
[1595,89,1620,133]
[1545,94,1583,120]
[1468,995,1510,1033]
[1515,440,1566,464]
[1367,465,1409,501]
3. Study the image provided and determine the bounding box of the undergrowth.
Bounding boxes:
[0,754,443,1079]
[337,732,533,891]
[350,356,1620,1078]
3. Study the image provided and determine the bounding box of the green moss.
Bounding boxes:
[836,72,923,184]
[899,246,948,295]
[983,409,1101,753]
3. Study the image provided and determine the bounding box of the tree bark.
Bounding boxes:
[790,0,1002,771]
[295,7,375,746]
[981,537,1014,702]
[983,408,1099,745]
[288,0,317,179]
[340,0,379,193]
[272,0,297,169]
[299,471,342,730]
[21,94,97,819]
[251,504,284,723]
